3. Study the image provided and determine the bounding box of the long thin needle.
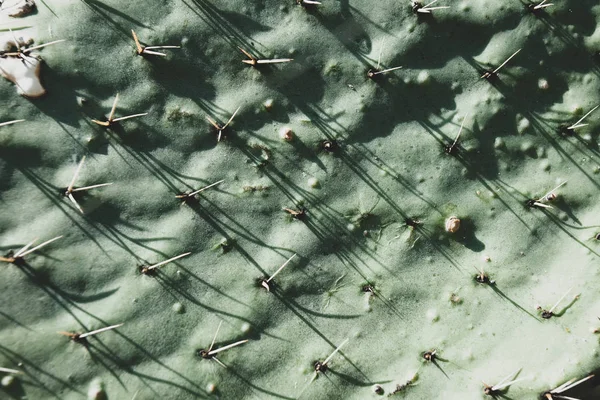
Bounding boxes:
[255,58,293,64]
[145,46,181,50]
[22,39,66,53]
[109,94,120,122]
[492,369,521,391]
[377,40,384,70]
[146,252,192,271]
[208,340,248,356]
[112,113,148,122]
[71,183,113,192]
[0,367,21,374]
[238,47,255,61]
[68,193,84,214]
[68,156,86,192]
[567,105,599,130]
[17,236,63,258]
[418,0,450,13]
[13,238,38,258]
[223,107,241,129]
[79,323,124,339]
[322,338,349,366]
[493,377,528,391]
[206,116,220,129]
[141,49,167,57]
[371,66,403,76]
[266,253,297,283]
[131,30,143,53]
[551,374,594,393]
[9,29,20,52]
[493,49,521,74]
[212,357,227,368]
[419,6,450,12]
[452,113,469,147]
[208,321,223,352]
[531,201,553,209]
[187,180,224,197]
[492,370,527,391]
[538,181,567,201]
[0,120,25,127]
[534,0,554,10]
[548,287,573,314]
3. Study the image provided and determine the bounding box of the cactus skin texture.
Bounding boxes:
[2,0,600,399]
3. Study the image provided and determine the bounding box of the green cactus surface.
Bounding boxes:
[2,0,600,399]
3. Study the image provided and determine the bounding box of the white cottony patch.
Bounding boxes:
[0,34,45,98]
[1,0,36,17]
[86,378,106,400]
[426,308,439,322]
[0,58,44,96]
